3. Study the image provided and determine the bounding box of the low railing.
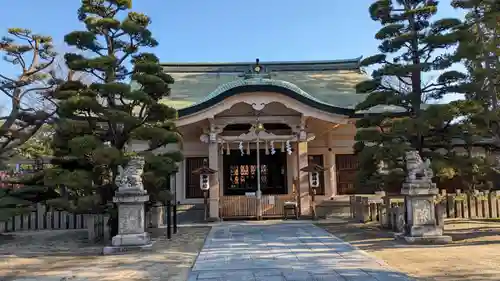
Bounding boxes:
[220,194,295,219]
[1,203,111,242]
[350,189,500,231]
[0,204,86,233]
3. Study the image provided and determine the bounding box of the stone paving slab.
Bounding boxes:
[188,223,414,281]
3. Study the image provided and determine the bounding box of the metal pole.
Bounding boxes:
[172,174,177,234]
[166,200,172,239]
[203,190,208,221]
[173,201,178,234]
[256,137,262,220]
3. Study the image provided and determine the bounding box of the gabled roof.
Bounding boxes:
[160,57,370,112]
[177,78,355,117]
[159,57,418,118]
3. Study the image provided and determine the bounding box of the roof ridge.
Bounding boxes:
[161,57,362,66]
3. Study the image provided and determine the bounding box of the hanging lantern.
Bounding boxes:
[270,140,276,155]
[226,142,230,155]
[265,141,269,155]
[310,172,319,188]
[192,160,217,191]
[246,141,250,155]
[192,159,218,221]
[220,142,224,155]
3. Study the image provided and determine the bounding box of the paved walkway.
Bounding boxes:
[188,223,414,281]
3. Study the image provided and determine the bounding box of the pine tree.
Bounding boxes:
[44,0,182,235]
[450,0,499,136]
[14,124,54,159]
[354,0,463,191]
[0,171,59,221]
[0,28,57,162]
[439,0,500,191]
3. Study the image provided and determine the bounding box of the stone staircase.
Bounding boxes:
[316,196,353,219]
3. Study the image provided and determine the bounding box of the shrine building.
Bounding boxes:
[146,58,405,220]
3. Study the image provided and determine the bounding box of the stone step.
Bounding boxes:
[176,204,206,224]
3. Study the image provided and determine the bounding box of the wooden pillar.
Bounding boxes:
[208,141,220,220]
[325,131,335,197]
[295,142,301,214]
[296,141,308,216]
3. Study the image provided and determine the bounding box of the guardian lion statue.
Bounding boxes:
[405,151,433,182]
[115,156,145,190]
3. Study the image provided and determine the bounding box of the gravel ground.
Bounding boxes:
[318,219,500,281]
[0,227,210,281]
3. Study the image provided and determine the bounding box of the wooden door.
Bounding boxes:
[335,154,359,194]
[185,157,208,198]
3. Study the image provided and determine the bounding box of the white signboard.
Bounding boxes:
[245,192,256,197]
[268,196,275,205]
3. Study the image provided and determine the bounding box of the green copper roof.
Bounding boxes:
[177,79,356,117]
[160,58,369,111]
[198,78,332,106]
[156,58,412,117]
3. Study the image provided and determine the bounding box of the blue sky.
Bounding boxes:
[0,0,465,106]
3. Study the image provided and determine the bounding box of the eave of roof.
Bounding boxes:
[161,57,362,73]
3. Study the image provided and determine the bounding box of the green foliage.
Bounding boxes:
[448,0,499,133]
[432,0,500,191]
[142,151,183,203]
[354,0,462,192]
[14,125,54,159]
[0,171,59,221]
[46,0,181,226]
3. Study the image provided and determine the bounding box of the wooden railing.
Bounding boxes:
[220,194,295,219]
[0,203,110,242]
[350,190,500,232]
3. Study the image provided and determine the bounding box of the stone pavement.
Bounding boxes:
[188,222,414,281]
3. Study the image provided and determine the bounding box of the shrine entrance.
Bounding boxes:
[217,122,297,219]
[223,149,287,196]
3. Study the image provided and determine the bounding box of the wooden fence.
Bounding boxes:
[351,190,500,232]
[0,203,110,242]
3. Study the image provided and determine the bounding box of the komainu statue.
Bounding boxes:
[115,156,145,191]
[405,151,433,182]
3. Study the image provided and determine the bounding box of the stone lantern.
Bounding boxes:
[300,161,326,220]
[397,151,452,243]
[192,159,217,221]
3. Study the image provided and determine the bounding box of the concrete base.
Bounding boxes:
[102,241,154,255]
[394,232,452,244]
[111,232,151,246]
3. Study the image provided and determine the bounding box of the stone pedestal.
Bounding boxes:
[395,181,452,244]
[103,156,154,255]
[150,203,164,228]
